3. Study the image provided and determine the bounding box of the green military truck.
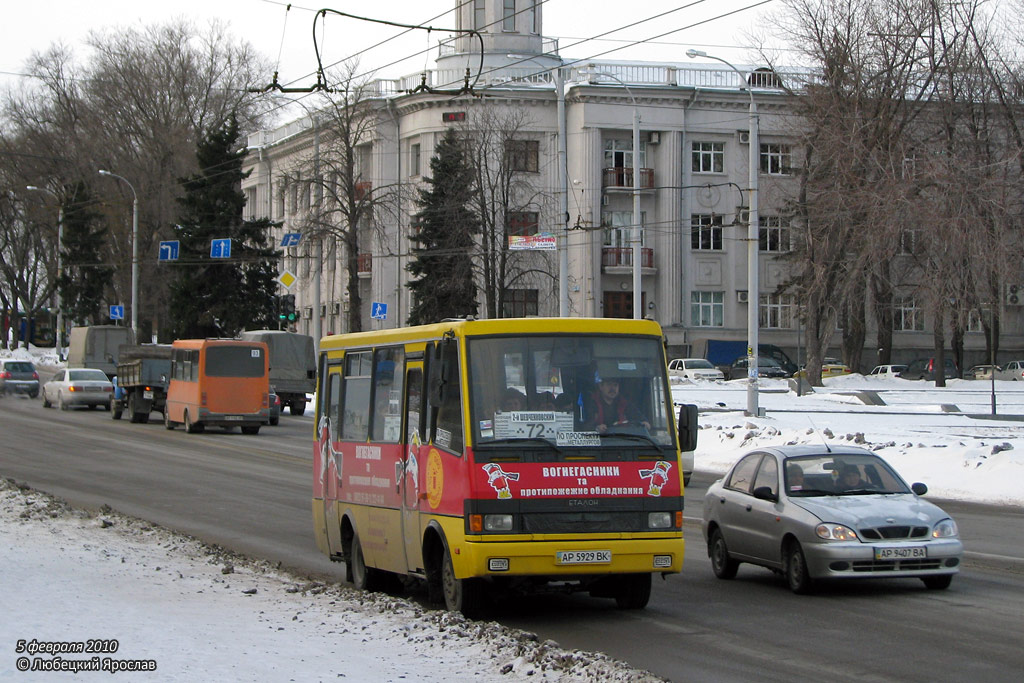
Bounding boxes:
[110,344,172,423]
[238,330,316,415]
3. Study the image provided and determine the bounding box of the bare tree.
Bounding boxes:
[459,104,557,318]
[288,65,395,333]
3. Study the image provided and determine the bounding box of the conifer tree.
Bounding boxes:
[59,182,113,325]
[168,116,279,338]
[406,128,480,325]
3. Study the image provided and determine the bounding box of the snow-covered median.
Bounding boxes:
[0,479,661,682]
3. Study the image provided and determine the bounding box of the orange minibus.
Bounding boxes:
[164,339,270,434]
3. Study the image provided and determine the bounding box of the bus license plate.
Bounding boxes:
[224,415,244,421]
[143,390,153,399]
[556,550,611,565]
[875,546,927,560]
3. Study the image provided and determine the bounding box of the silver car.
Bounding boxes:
[702,445,962,593]
[41,368,113,410]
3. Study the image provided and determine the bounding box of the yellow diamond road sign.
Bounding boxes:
[277,271,297,289]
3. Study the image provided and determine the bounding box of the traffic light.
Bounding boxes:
[280,294,296,322]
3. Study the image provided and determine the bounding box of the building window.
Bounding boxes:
[530,0,539,33]
[506,139,539,172]
[760,143,792,175]
[691,291,724,327]
[691,214,723,251]
[474,0,486,30]
[275,186,285,219]
[761,293,794,329]
[691,141,724,174]
[895,297,925,331]
[503,0,515,31]
[506,211,539,236]
[410,142,421,177]
[502,289,538,317]
[602,211,645,248]
[604,138,647,170]
[759,216,791,252]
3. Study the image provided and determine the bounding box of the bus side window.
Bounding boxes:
[371,347,405,443]
[429,340,463,454]
[341,351,372,442]
[405,368,422,444]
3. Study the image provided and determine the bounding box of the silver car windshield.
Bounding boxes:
[784,454,912,496]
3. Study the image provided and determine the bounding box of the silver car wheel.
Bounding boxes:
[785,541,814,594]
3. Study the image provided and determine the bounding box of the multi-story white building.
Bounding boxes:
[242,0,1021,370]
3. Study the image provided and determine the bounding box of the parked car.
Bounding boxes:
[268,388,281,426]
[0,359,40,398]
[998,360,1024,381]
[899,357,958,381]
[868,364,907,378]
[965,364,1001,380]
[668,358,725,381]
[41,368,113,410]
[728,356,789,380]
[702,445,963,594]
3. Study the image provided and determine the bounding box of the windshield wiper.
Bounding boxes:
[838,488,883,495]
[479,437,563,453]
[600,432,665,454]
[789,488,832,497]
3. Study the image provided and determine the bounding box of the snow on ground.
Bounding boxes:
[671,373,1024,507]
[0,480,660,682]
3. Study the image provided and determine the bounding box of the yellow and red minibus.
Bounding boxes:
[312,318,698,616]
[164,338,270,435]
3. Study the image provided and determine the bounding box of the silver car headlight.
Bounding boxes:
[932,518,959,538]
[815,523,859,541]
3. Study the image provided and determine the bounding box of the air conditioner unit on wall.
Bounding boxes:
[737,290,749,303]
[302,307,312,319]
[648,131,660,144]
[601,194,610,206]
[737,130,751,144]
[1007,284,1023,306]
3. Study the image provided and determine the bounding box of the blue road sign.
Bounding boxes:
[158,240,180,261]
[280,233,302,247]
[371,302,388,320]
[211,238,232,259]
[109,305,124,321]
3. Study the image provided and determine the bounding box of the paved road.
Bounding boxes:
[2,394,1022,682]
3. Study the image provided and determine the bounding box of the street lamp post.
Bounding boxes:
[687,49,760,417]
[98,170,139,338]
[26,185,64,358]
[509,53,570,316]
[588,71,642,319]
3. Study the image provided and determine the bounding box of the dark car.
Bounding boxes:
[728,356,789,380]
[702,445,962,593]
[268,388,281,426]
[899,357,958,381]
[0,359,40,398]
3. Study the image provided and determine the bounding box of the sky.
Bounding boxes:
[1,343,1023,679]
[0,0,782,95]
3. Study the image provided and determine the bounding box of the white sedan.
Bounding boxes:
[999,360,1024,381]
[668,358,725,381]
[41,368,113,410]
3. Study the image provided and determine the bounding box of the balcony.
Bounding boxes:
[357,252,372,277]
[602,167,654,190]
[602,246,655,272]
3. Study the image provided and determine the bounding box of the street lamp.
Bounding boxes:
[508,53,570,316]
[26,185,64,359]
[687,48,761,417]
[587,70,643,319]
[98,169,139,337]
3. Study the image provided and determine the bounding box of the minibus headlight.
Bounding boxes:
[648,512,673,529]
[484,514,513,531]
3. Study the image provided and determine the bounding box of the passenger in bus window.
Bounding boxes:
[533,391,557,411]
[499,387,527,412]
[582,375,650,434]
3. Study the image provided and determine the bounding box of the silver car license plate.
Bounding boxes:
[556,550,611,565]
[875,546,927,560]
